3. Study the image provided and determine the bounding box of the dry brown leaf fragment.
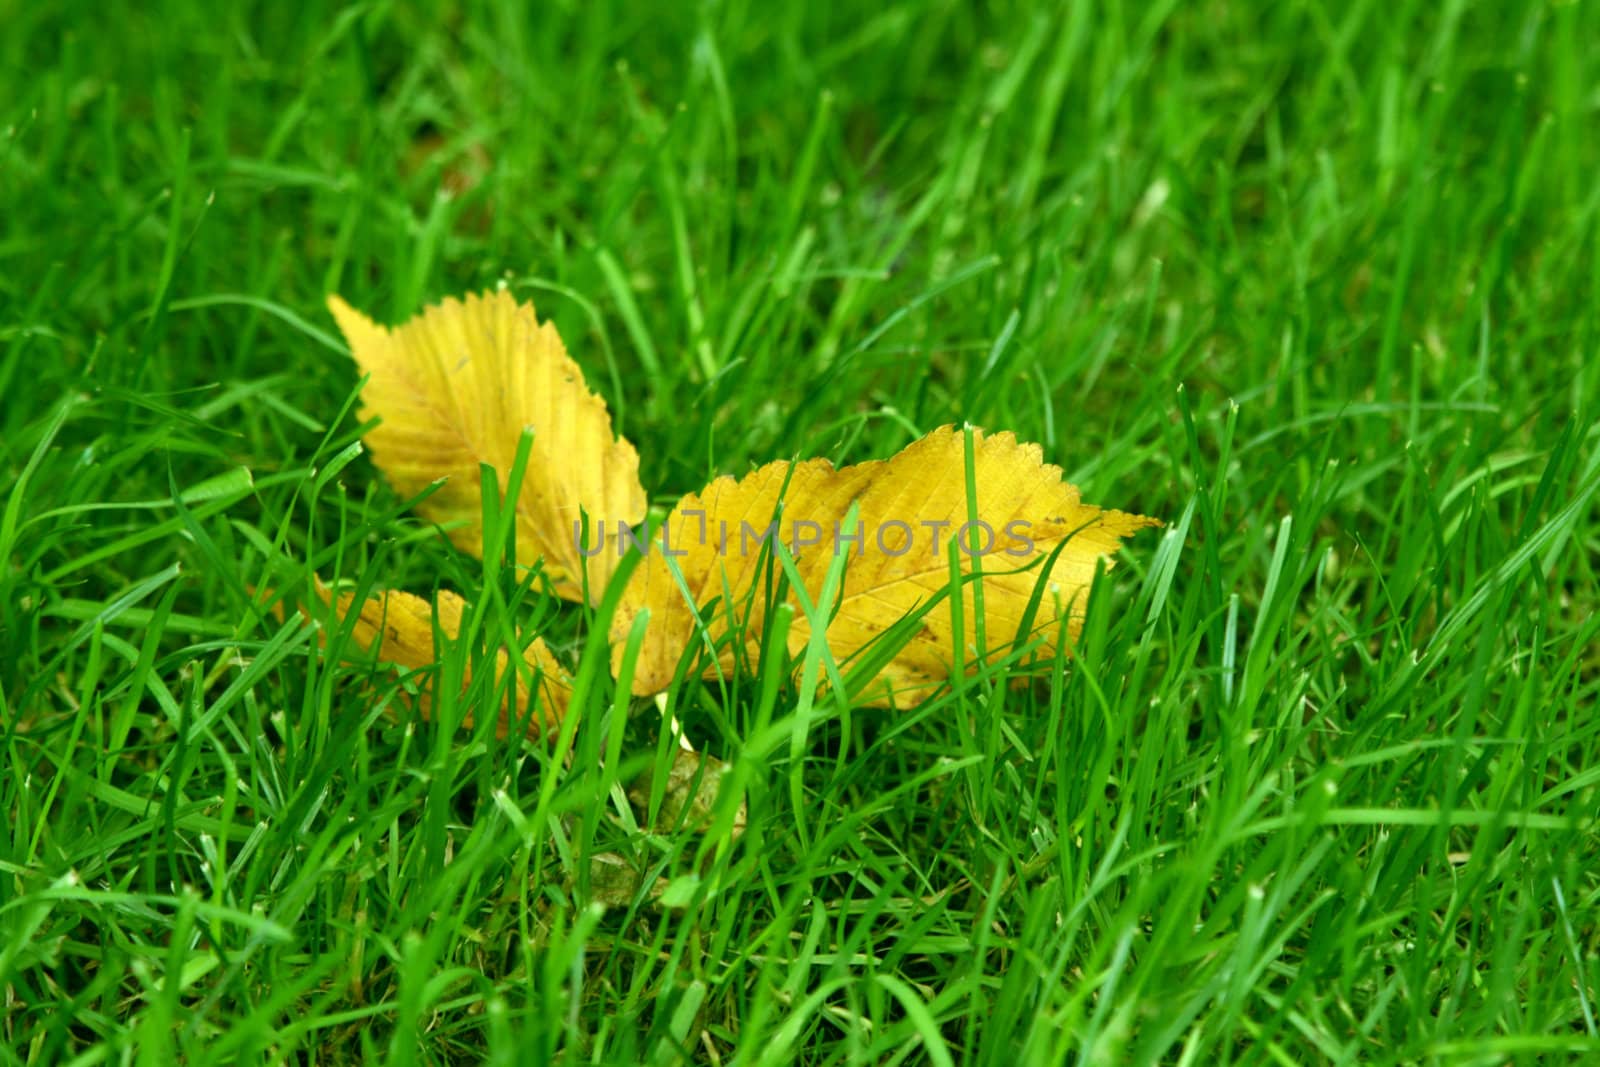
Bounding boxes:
[613,425,1159,705]
[585,852,664,909]
[327,289,647,604]
[403,132,490,198]
[628,744,747,837]
[317,581,572,739]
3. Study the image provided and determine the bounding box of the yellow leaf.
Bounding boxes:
[613,425,1159,705]
[608,456,879,688]
[327,290,647,604]
[318,581,572,739]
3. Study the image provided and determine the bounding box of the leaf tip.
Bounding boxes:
[325,293,381,353]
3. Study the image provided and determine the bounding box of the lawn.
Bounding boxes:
[3,0,1599,1063]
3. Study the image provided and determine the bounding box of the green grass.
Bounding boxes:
[4,0,1600,1062]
